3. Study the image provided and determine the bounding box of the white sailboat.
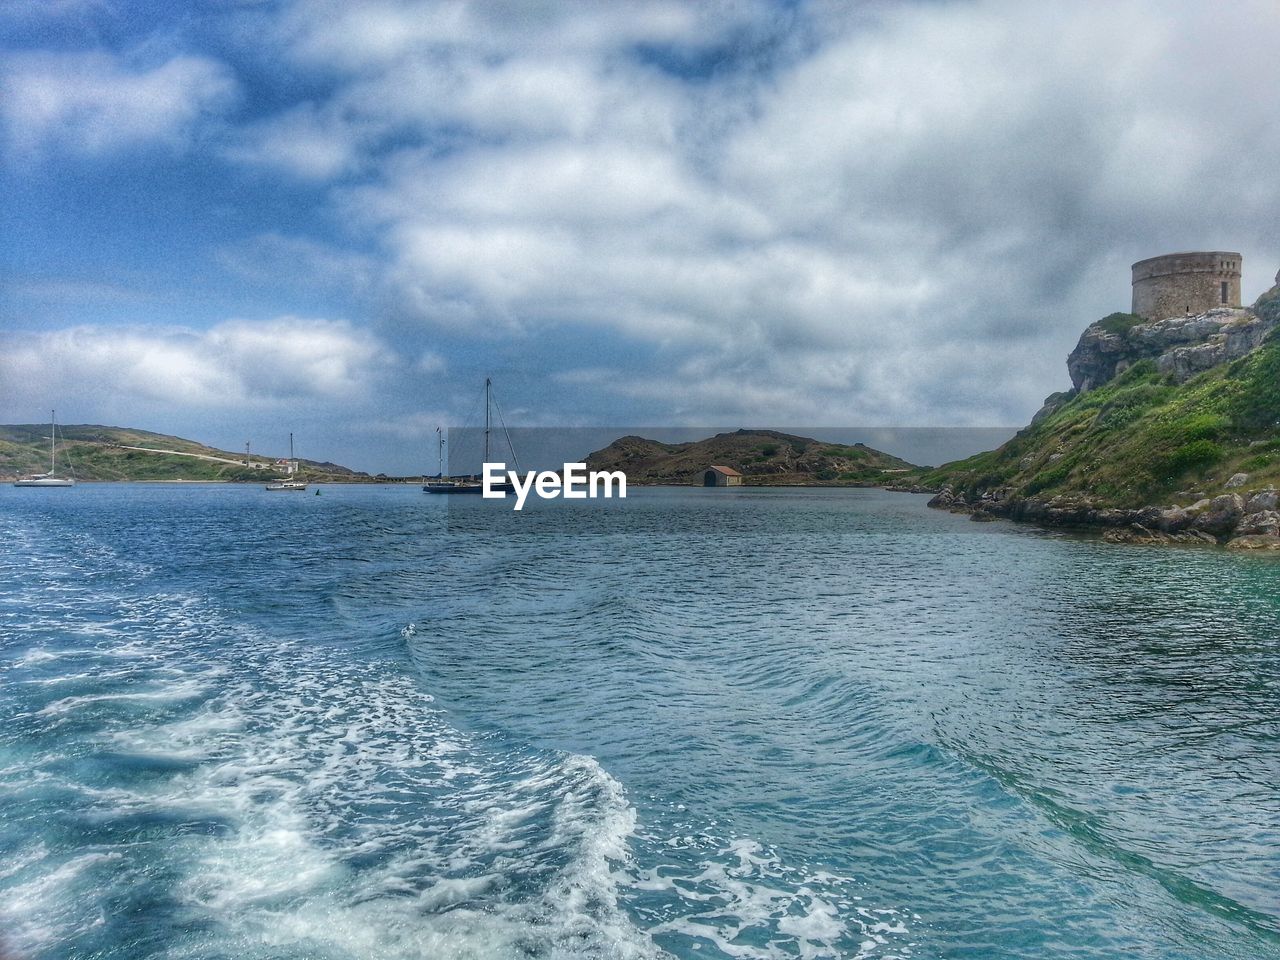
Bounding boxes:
[265,433,307,491]
[14,411,76,487]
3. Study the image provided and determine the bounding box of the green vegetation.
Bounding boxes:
[0,424,367,483]
[585,430,914,485]
[1096,312,1146,335]
[921,330,1280,507]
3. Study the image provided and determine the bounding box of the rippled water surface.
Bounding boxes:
[1,484,1277,959]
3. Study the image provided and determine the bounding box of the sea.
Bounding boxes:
[1,484,1277,960]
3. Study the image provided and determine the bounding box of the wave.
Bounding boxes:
[0,510,916,960]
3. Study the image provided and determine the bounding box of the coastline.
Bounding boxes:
[925,484,1280,550]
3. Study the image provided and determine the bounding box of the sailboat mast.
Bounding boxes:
[436,426,444,477]
[50,409,56,473]
[484,378,491,465]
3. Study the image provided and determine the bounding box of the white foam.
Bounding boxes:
[0,851,122,952]
[635,836,910,959]
[34,678,209,717]
[0,518,912,960]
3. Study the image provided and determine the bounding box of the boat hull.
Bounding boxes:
[423,481,510,494]
[14,477,76,487]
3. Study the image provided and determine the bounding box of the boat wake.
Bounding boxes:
[0,513,912,960]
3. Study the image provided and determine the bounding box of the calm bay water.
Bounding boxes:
[1,484,1277,959]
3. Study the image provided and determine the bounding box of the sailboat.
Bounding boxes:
[423,378,516,494]
[265,433,308,491]
[422,426,458,493]
[14,411,76,487]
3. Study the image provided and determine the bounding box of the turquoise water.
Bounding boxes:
[1,484,1277,959]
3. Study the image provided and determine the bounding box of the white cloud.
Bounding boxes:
[11,0,1280,447]
[2,318,394,414]
[1,51,236,158]
[269,0,1280,428]
[225,101,367,180]
[271,0,737,72]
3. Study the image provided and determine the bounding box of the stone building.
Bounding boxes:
[703,465,743,486]
[1131,251,1241,320]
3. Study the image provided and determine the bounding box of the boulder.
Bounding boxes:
[1236,510,1280,536]
[1190,494,1245,535]
[1156,506,1189,532]
[1104,525,1162,544]
[1245,489,1279,513]
[1224,472,1250,489]
[1132,506,1163,527]
[1105,525,1220,546]
[1225,534,1280,550]
[928,487,958,509]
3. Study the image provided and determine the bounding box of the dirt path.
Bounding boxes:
[112,444,256,466]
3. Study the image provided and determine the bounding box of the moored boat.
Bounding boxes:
[423,380,516,495]
[266,433,308,491]
[14,411,76,487]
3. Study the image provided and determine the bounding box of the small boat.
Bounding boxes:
[266,433,308,491]
[423,428,460,492]
[424,379,516,495]
[14,411,76,487]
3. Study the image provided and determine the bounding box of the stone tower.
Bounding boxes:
[1131,251,1241,320]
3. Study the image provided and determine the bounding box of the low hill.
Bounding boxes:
[922,281,1280,544]
[0,424,368,483]
[584,429,915,485]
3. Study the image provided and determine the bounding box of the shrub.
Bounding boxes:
[1159,440,1224,476]
[1024,463,1071,495]
[1096,312,1146,336]
[1153,412,1227,444]
[1228,339,1280,432]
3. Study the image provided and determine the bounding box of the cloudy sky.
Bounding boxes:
[3,0,1278,472]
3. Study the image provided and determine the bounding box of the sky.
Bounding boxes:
[2,0,1278,473]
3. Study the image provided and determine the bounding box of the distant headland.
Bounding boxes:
[583,429,914,486]
[0,424,371,483]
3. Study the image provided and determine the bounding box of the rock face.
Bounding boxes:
[1067,307,1277,392]
[928,483,1280,548]
[1225,534,1280,550]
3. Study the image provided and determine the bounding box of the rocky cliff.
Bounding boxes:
[1067,307,1278,393]
[921,277,1280,548]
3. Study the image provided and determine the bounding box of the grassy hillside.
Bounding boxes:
[585,429,915,485]
[0,424,367,482]
[922,294,1280,508]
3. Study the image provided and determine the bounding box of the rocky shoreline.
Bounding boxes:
[925,484,1280,550]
